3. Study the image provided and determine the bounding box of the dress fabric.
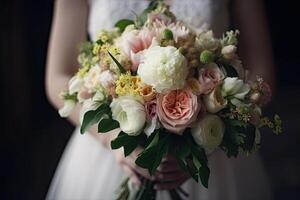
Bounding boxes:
[46,1,272,199]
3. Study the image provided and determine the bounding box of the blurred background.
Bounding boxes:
[0,0,299,199]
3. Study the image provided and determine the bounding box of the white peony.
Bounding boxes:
[191,115,225,152]
[203,88,228,113]
[137,46,188,92]
[221,77,250,100]
[110,96,146,136]
[59,99,76,117]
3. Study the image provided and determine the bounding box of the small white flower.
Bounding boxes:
[110,96,146,136]
[137,46,188,92]
[203,88,227,113]
[195,30,220,51]
[222,77,250,100]
[221,45,237,59]
[59,99,76,117]
[68,76,84,95]
[192,115,225,152]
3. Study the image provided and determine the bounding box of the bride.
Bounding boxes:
[45,0,275,199]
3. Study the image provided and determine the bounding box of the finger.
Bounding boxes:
[155,171,189,182]
[157,162,182,173]
[122,165,141,186]
[123,157,153,180]
[154,176,189,190]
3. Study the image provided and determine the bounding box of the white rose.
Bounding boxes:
[110,96,146,136]
[84,64,102,91]
[191,115,225,152]
[221,77,250,100]
[59,99,76,117]
[195,30,220,51]
[203,88,227,113]
[137,46,188,92]
[68,75,84,95]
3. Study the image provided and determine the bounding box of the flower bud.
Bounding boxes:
[200,50,215,64]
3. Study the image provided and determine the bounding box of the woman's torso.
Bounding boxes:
[88,0,230,41]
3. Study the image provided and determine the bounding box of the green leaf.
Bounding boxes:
[115,19,134,32]
[108,51,126,73]
[135,132,169,175]
[80,104,110,134]
[222,64,238,77]
[111,132,140,156]
[199,163,210,188]
[98,118,120,133]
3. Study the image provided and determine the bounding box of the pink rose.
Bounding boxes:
[119,28,157,71]
[157,89,200,134]
[144,99,159,136]
[198,63,224,94]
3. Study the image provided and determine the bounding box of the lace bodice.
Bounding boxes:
[88,0,230,41]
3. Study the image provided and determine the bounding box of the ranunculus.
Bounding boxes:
[59,99,76,117]
[118,27,157,71]
[198,63,225,94]
[137,46,188,93]
[203,87,227,113]
[191,115,225,152]
[222,77,250,100]
[144,99,160,137]
[68,75,84,95]
[157,89,200,134]
[195,30,220,51]
[110,96,146,136]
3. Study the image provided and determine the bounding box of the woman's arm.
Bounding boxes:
[232,0,276,90]
[45,0,116,146]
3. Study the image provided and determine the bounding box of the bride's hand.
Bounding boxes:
[154,155,190,190]
[113,147,153,186]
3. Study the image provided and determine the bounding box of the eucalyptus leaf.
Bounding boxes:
[80,104,110,134]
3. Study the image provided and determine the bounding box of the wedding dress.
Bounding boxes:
[47,0,272,199]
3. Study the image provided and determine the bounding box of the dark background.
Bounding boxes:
[0,0,299,199]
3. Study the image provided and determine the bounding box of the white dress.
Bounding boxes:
[47,1,272,199]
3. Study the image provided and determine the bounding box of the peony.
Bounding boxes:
[222,77,250,100]
[191,115,225,152]
[198,63,225,94]
[157,89,200,134]
[110,96,146,136]
[118,27,158,71]
[137,46,188,93]
[203,87,227,113]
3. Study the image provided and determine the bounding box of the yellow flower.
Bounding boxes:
[115,72,141,97]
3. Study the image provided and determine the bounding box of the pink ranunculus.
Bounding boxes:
[198,63,225,94]
[144,99,159,136]
[157,89,200,135]
[119,28,157,71]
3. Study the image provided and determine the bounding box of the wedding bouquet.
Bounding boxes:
[59,1,282,199]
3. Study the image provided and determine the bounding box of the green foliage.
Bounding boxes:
[98,118,120,133]
[115,19,134,33]
[222,63,238,77]
[135,131,170,175]
[80,104,110,134]
[111,132,141,157]
[108,51,126,73]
